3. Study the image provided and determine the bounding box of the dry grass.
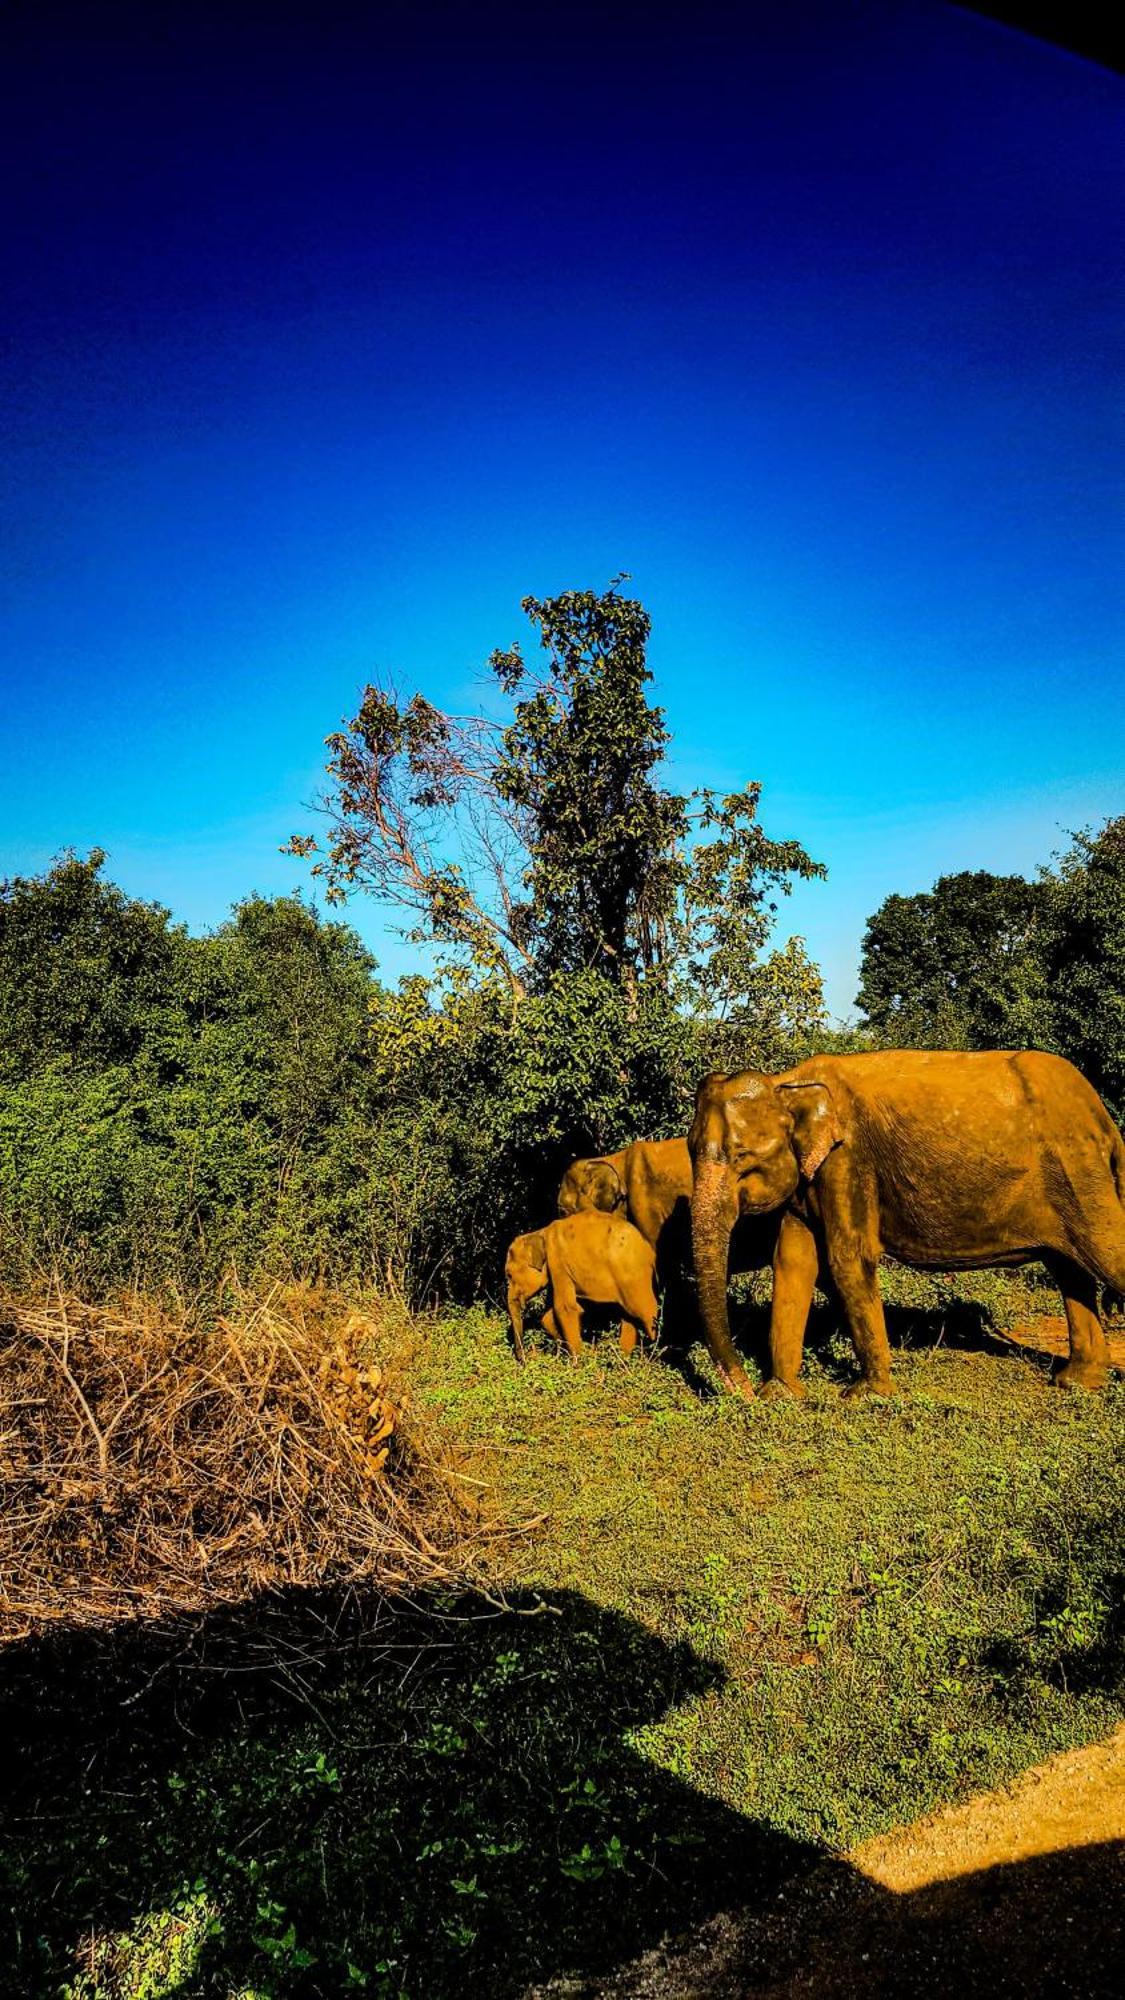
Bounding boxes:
[0,1279,475,1642]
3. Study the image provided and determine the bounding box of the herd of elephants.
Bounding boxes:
[504,1049,1125,1401]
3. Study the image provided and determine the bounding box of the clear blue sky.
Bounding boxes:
[2,2,1122,1014]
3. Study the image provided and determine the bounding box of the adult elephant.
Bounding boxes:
[690,1050,1125,1400]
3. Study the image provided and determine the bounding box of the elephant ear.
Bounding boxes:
[587,1159,625,1210]
[527,1229,549,1269]
[776,1082,842,1181]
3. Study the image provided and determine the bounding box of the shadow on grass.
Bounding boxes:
[712,1291,1051,1391]
[0,1586,820,1998]
[3,1582,1122,1997]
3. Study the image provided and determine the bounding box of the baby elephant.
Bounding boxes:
[505,1212,658,1362]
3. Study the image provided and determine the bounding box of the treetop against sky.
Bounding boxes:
[1,1,1121,1012]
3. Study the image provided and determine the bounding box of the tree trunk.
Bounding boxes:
[690,1158,753,1394]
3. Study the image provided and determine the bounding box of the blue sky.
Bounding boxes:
[2,1,1122,1014]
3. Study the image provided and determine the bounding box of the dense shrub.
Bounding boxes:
[0,860,387,1292]
[0,854,844,1303]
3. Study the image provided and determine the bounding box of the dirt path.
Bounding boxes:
[536,1728,1125,1998]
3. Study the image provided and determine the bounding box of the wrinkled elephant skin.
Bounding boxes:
[689,1050,1125,1399]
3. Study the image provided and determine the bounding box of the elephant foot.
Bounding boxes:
[841,1376,897,1402]
[717,1362,755,1399]
[760,1376,806,1403]
[1053,1360,1109,1392]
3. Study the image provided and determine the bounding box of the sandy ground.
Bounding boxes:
[852,1722,1125,1895]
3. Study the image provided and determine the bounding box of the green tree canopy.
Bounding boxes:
[289,582,826,1031]
[0,850,191,1081]
[1041,816,1125,1119]
[856,870,1051,1050]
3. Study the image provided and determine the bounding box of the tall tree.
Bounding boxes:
[289,582,825,1025]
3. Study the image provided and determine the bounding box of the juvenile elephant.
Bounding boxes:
[557,1150,630,1218]
[505,1211,659,1362]
[559,1138,785,1341]
[558,1139,691,1254]
[690,1050,1125,1400]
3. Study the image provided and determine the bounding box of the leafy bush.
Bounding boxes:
[0,854,835,1304]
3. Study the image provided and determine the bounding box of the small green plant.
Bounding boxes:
[63,1885,221,2000]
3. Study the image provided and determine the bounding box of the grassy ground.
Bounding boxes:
[415,1290,1125,1850]
[3,1283,1123,1998]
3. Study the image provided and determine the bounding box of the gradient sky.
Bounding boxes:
[2,1,1122,1014]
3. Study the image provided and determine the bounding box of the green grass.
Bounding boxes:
[415,1299,1125,1847]
[3,1293,1123,1999]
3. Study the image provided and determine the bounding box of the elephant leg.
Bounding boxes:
[620,1272,659,1350]
[619,1320,638,1356]
[541,1304,561,1345]
[825,1245,895,1398]
[655,1265,697,1350]
[1070,1210,1125,1302]
[762,1209,818,1400]
[1045,1254,1111,1391]
[507,1265,546,1362]
[546,1258,584,1359]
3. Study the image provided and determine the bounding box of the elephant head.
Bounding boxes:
[557,1155,625,1217]
[688,1070,841,1392]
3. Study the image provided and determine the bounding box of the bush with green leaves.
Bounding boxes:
[0,858,388,1292]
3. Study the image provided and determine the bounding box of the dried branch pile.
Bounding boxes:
[0,1284,467,1643]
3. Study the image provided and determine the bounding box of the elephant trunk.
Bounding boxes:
[691,1157,752,1395]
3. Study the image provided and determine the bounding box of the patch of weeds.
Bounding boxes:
[63,1885,221,1999]
[685,1553,747,1655]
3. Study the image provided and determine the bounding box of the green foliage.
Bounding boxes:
[1040,815,1125,1120]
[0,855,732,1302]
[63,1887,221,1999]
[365,966,698,1297]
[490,586,686,983]
[0,850,191,1082]
[289,583,824,1022]
[854,825,1125,1127]
[856,870,1051,1049]
[0,867,390,1292]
